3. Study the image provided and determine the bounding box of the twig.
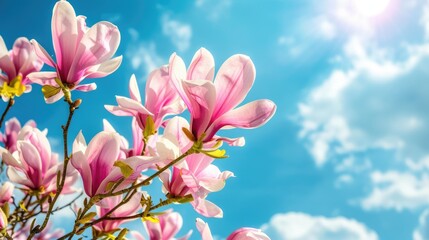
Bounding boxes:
[0,98,14,129]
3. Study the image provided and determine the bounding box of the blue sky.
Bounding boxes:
[2,0,429,239]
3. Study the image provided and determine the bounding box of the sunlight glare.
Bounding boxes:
[355,0,391,17]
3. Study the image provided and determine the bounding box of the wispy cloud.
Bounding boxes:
[125,28,166,81]
[195,0,231,21]
[361,171,429,211]
[414,209,429,240]
[161,14,192,52]
[261,212,378,240]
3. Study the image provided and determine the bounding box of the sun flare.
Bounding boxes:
[355,0,391,17]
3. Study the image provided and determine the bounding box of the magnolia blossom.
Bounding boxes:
[28,0,122,103]
[196,218,270,240]
[0,208,6,230]
[0,117,36,153]
[130,210,191,240]
[105,70,185,134]
[0,181,14,206]
[160,153,234,218]
[71,131,160,197]
[1,126,76,194]
[0,36,43,100]
[169,48,276,146]
[94,193,142,233]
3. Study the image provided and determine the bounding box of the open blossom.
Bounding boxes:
[130,210,191,240]
[1,126,76,194]
[196,219,270,240]
[94,193,142,233]
[0,181,14,206]
[71,131,160,197]
[160,153,234,218]
[105,70,185,134]
[0,117,36,153]
[28,0,122,103]
[169,48,276,146]
[0,36,43,100]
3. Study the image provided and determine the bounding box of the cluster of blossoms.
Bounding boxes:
[0,1,276,239]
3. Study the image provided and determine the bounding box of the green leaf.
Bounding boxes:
[78,212,96,224]
[142,216,159,223]
[143,115,156,138]
[114,161,134,178]
[202,149,227,159]
[42,85,61,99]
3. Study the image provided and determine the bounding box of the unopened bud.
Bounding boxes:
[73,99,82,109]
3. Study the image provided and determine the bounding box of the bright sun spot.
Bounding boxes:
[355,0,391,17]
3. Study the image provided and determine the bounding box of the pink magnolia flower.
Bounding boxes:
[144,209,192,240]
[71,131,160,197]
[0,181,14,206]
[28,0,122,103]
[130,210,192,240]
[160,153,234,218]
[196,219,270,240]
[0,117,36,153]
[1,125,76,194]
[105,70,185,134]
[94,193,142,233]
[169,48,276,146]
[0,36,43,100]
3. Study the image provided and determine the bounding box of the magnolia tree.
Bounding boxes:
[0,1,276,239]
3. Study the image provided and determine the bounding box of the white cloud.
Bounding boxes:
[413,209,429,240]
[361,171,429,211]
[195,0,231,21]
[261,212,378,240]
[297,35,429,167]
[161,14,192,52]
[125,28,166,80]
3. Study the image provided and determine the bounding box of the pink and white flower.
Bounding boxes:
[71,131,160,197]
[1,125,76,194]
[105,70,185,134]
[169,48,276,146]
[0,181,14,206]
[196,218,270,240]
[28,0,122,103]
[160,153,234,218]
[0,117,36,153]
[144,209,192,240]
[0,36,43,100]
[94,193,142,233]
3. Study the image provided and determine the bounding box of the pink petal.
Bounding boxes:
[74,83,97,92]
[129,74,141,102]
[192,198,223,218]
[52,1,78,78]
[187,48,215,81]
[207,100,276,140]
[163,117,192,153]
[117,96,152,115]
[104,105,135,117]
[212,55,255,119]
[17,141,42,186]
[71,132,93,196]
[86,132,121,195]
[11,37,43,78]
[68,21,120,82]
[7,167,34,189]
[0,36,16,79]
[2,151,22,168]
[26,71,58,86]
[196,218,214,240]
[84,56,122,79]
[181,80,216,139]
[169,53,192,110]
[215,136,245,147]
[30,39,55,67]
